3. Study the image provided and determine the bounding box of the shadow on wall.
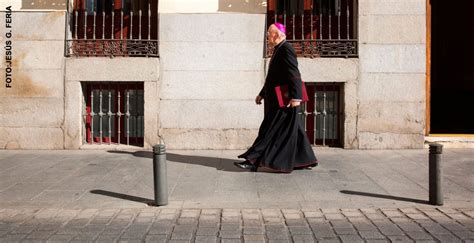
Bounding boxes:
[218,0,266,13]
[21,0,67,10]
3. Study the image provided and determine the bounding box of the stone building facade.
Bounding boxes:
[0,0,429,150]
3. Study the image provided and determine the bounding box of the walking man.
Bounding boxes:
[235,23,318,173]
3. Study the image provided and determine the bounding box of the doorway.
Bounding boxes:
[429,0,474,134]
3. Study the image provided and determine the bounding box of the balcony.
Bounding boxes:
[65,0,159,57]
[266,0,358,58]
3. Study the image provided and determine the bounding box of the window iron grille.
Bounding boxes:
[82,82,144,146]
[299,82,343,147]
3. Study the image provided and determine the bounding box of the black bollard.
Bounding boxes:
[429,143,443,206]
[152,144,168,206]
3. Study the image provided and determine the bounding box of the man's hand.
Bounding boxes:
[287,100,301,107]
[255,95,263,105]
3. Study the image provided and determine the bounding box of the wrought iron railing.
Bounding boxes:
[299,82,343,147]
[65,0,158,57]
[266,0,358,58]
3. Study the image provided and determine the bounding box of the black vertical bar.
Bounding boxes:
[109,82,112,143]
[115,82,119,143]
[84,82,88,144]
[140,83,143,145]
[346,0,350,39]
[272,0,278,25]
[114,83,122,144]
[328,0,332,40]
[88,82,91,144]
[135,82,138,146]
[322,83,326,146]
[353,0,357,39]
[99,82,102,143]
[117,83,121,145]
[337,84,344,146]
[91,82,94,144]
[312,0,319,15]
[277,0,286,15]
[313,85,317,145]
[297,0,304,15]
[331,83,334,146]
[332,83,336,146]
[319,0,322,39]
[288,0,296,15]
[126,82,129,145]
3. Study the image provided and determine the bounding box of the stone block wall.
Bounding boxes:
[158,13,266,149]
[357,0,426,149]
[0,11,66,149]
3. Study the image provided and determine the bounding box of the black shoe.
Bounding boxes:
[234,161,257,171]
[250,165,258,172]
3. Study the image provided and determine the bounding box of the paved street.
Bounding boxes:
[0,148,473,242]
[1,207,473,242]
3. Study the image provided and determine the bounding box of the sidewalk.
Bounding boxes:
[0,148,473,242]
[0,149,472,209]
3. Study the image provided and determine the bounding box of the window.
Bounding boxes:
[299,82,343,147]
[82,82,144,146]
[66,0,159,57]
[266,0,358,57]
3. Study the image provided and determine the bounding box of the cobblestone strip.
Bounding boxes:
[195,209,221,243]
[345,209,385,242]
[264,209,289,242]
[118,208,156,242]
[368,208,413,242]
[34,208,82,242]
[170,209,200,242]
[384,209,432,242]
[328,209,364,243]
[283,209,314,243]
[0,207,473,242]
[306,209,337,241]
[95,208,138,242]
[1,208,41,237]
[146,208,178,243]
[419,207,474,242]
[218,209,242,242]
[4,208,67,242]
[242,209,264,243]
[58,208,104,242]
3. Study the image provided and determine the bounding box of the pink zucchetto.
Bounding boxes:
[274,22,286,34]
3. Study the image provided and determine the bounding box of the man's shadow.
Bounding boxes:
[107,150,246,172]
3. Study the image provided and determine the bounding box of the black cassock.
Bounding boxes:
[238,40,317,173]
